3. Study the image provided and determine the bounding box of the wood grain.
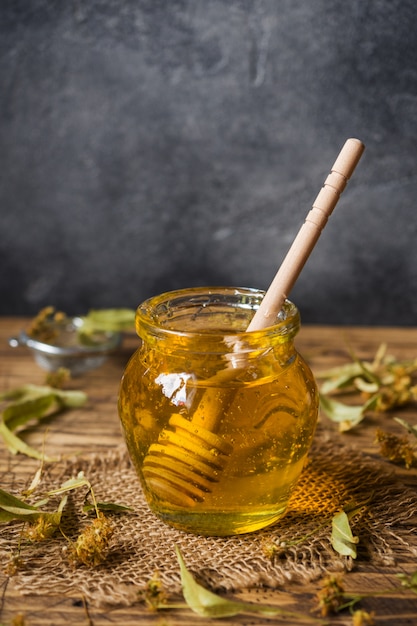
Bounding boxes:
[1,318,417,625]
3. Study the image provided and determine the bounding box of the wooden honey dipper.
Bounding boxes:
[142,138,365,507]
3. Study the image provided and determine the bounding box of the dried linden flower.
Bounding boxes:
[68,512,114,568]
[375,429,417,469]
[318,344,417,431]
[45,367,71,389]
[140,571,168,611]
[27,306,68,343]
[24,516,60,542]
[4,554,25,577]
[373,373,416,411]
[352,609,375,626]
[261,541,280,561]
[315,575,346,617]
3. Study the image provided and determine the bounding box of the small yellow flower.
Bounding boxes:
[45,366,71,389]
[352,608,375,625]
[315,575,345,616]
[140,571,168,611]
[68,512,114,567]
[375,429,417,469]
[24,516,60,542]
[4,554,25,577]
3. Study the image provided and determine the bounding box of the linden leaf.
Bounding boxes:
[53,388,87,408]
[48,473,108,518]
[83,501,133,514]
[47,472,91,496]
[0,488,43,522]
[0,384,87,460]
[318,363,364,394]
[317,362,364,381]
[331,511,359,558]
[23,466,43,497]
[0,421,57,461]
[353,377,379,394]
[0,488,66,526]
[3,392,56,431]
[0,387,27,402]
[176,546,246,618]
[175,546,324,622]
[78,308,135,335]
[319,395,365,432]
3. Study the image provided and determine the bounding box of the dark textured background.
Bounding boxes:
[1,1,417,325]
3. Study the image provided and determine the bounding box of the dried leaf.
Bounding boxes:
[319,395,365,432]
[353,378,379,394]
[318,363,364,394]
[353,355,383,386]
[22,465,43,497]
[83,501,133,514]
[53,388,87,408]
[317,361,364,381]
[47,472,91,496]
[0,488,66,530]
[0,388,28,402]
[331,511,359,558]
[2,385,86,425]
[176,546,244,618]
[0,384,87,460]
[0,488,43,522]
[3,392,56,431]
[175,546,323,622]
[47,472,131,514]
[78,308,135,335]
[53,473,98,516]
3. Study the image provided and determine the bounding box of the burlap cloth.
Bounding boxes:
[1,429,417,608]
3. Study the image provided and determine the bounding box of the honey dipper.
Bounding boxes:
[142,138,365,507]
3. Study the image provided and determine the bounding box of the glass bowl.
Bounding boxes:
[9,317,122,376]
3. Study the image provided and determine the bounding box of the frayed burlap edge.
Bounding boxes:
[1,429,417,609]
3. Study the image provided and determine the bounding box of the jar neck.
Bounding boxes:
[135,287,300,357]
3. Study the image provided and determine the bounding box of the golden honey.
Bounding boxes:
[118,287,318,536]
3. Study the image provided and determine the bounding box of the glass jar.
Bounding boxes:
[118,287,318,536]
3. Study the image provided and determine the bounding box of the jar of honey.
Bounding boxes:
[118,286,318,536]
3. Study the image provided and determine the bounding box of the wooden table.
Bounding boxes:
[1,318,417,625]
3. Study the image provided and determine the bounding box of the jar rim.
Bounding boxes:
[135,286,300,347]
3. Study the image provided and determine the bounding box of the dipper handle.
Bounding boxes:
[247,138,365,332]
